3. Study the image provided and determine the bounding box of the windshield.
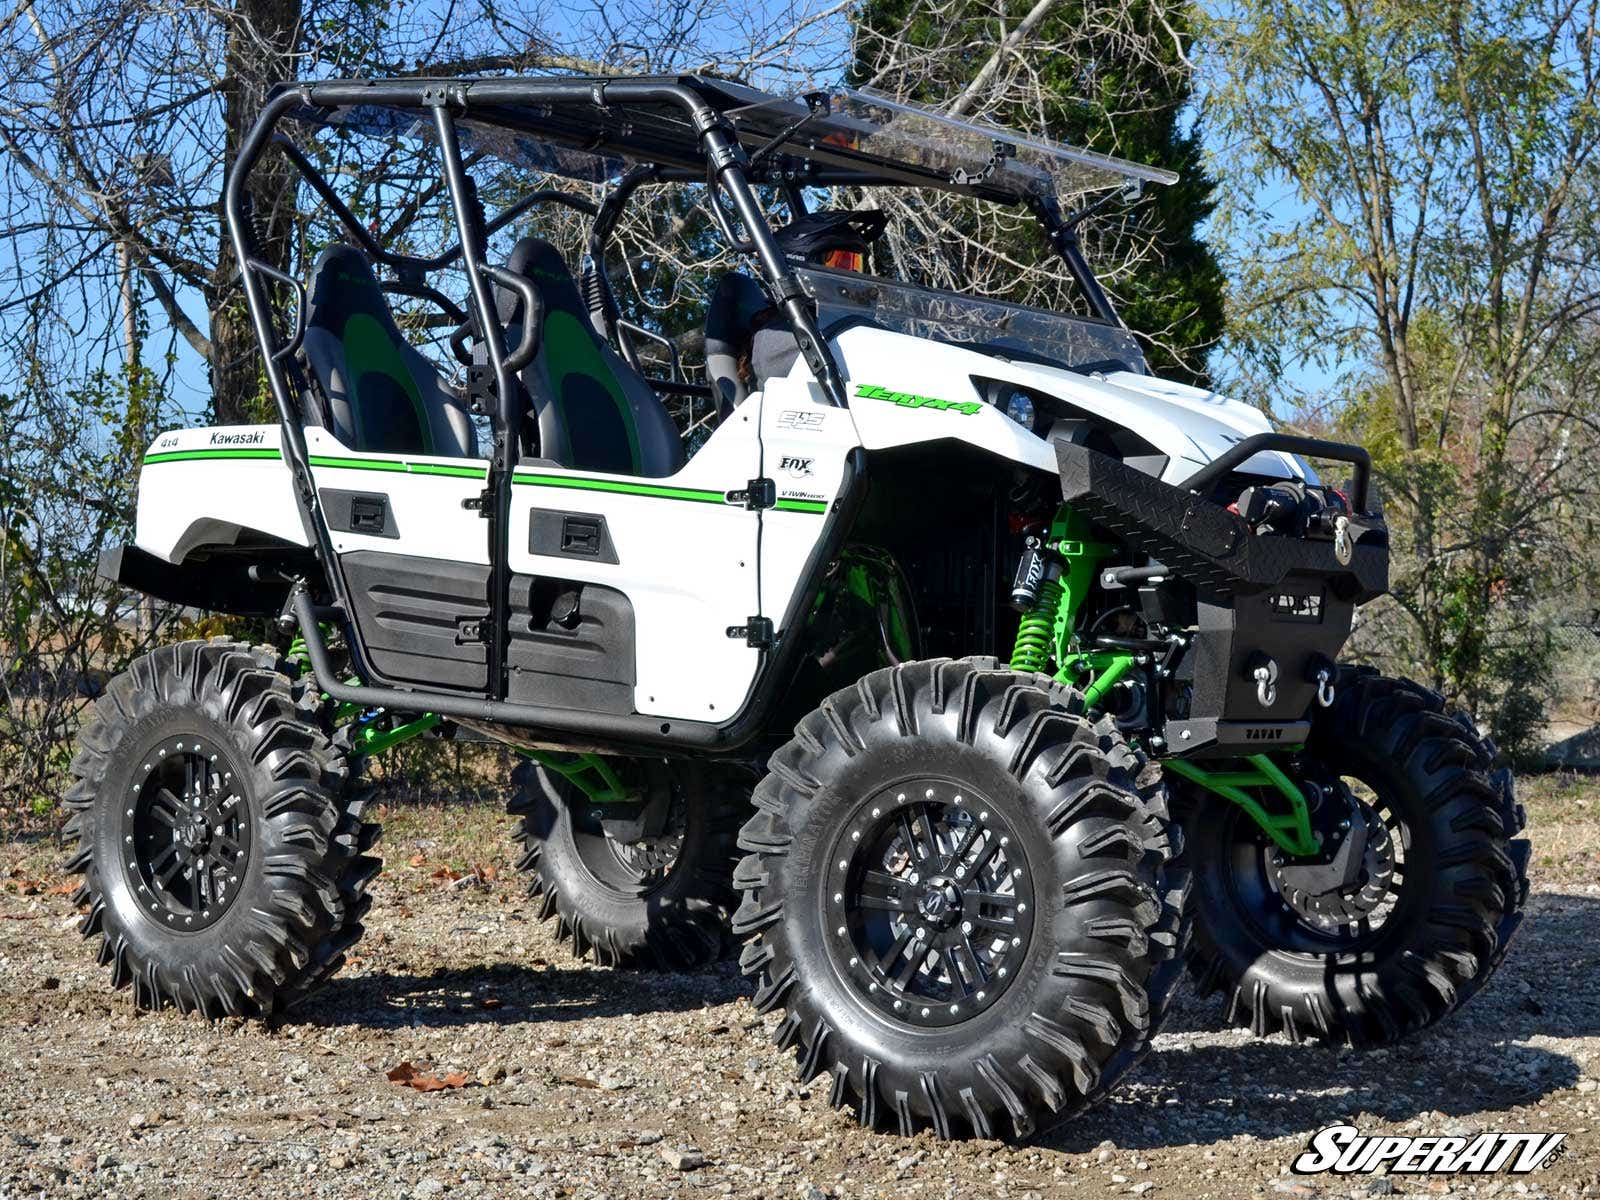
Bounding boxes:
[725,87,1177,201]
[796,264,1148,375]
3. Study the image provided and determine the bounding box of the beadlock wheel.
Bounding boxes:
[508,759,748,969]
[63,639,380,1016]
[1180,666,1530,1046]
[823,780,1035,1029]
[121,734,253,932]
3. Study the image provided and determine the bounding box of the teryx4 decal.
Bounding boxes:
[854,383,983,416]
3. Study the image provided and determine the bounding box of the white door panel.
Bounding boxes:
[304,428,492,562]
[506,400,765,720]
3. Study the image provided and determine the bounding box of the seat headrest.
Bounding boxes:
[305,244,390,333]
[504,237,585,322]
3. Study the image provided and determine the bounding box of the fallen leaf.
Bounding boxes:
[477,864,498,882]
[386,1061,475,1092]
[557,1075,600,1089]
[47,881,77,897]
[429,866,463,883]
[408,854,426,868]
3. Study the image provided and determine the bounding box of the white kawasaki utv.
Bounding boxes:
[71,76,1528,1139]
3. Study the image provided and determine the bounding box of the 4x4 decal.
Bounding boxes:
[854,383,983,416]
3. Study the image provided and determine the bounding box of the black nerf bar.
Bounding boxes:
[1179,432,1372,513]
[1056,441,1388,603]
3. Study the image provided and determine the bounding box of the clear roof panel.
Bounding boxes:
[286,101,626,184]
[724,87,1178,199]
[282,77,1177,201]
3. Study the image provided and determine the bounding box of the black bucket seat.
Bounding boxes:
[300,245,478,457]
[498,237,683,477]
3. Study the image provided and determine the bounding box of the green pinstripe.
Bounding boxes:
[511,471,723,504]
[142,448,283,465]
[142,448,826,513]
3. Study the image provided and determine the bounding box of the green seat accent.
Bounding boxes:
[341,312,434,454]
[541,309,641,473]
[300,244,477,458]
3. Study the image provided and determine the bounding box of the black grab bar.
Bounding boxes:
[1180,432,1371,513]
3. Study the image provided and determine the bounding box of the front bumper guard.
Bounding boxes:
[1055,437,1390,756]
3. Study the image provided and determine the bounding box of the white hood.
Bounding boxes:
[825,325,1315,488]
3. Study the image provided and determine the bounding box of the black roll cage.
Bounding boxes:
[223,73,1135,756]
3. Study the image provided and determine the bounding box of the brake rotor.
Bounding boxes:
[601,767,687,884]
[1266,794,1399,934]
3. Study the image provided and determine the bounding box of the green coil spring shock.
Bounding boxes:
[1011,576,1063,673]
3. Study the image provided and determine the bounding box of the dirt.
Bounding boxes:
[1,778,1599,1200]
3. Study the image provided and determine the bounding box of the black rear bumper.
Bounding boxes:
[1056,439,1389,756]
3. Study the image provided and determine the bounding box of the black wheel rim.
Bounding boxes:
[1224,770,1409,952]
[121,735,251,931]
[824,779,1035,1029]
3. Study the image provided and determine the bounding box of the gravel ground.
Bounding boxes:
[2,778,1598,1200]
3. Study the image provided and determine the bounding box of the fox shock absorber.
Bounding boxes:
[1010,536,1063,674]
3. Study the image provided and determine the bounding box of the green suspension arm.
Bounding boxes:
[1163,754,1319,857]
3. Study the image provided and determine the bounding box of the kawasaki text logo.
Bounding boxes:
[1292,1124,1566,1176]
[854,383,982,416]
[209,431,266,446]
